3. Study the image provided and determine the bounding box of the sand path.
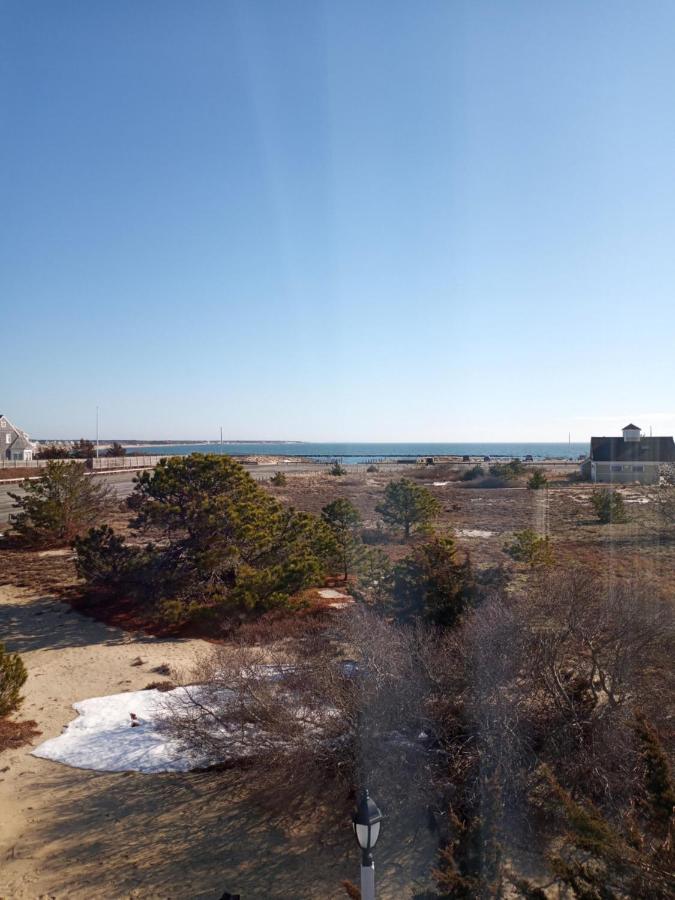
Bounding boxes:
[0,586,435,899]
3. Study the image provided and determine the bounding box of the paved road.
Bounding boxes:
[0,462,331,525]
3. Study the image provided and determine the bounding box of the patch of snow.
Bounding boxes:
[317,587,353,609]
[457,528,494,538]
[32,688,213,774]
[32,666,358,774]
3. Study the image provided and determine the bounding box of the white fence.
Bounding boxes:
[89,455,167,470]
[0,455,167,471]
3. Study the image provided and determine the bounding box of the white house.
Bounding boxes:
[0,413,37,461]
[588,423,675,485]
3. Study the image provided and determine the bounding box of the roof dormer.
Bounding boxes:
[622,423,641,442]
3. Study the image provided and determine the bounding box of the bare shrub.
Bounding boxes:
[161,607,446,812]
[441,570,673,812]
[425,570,674,897]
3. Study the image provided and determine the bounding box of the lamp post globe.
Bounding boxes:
[352,790,383,861]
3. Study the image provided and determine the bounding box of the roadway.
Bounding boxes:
[0,462,328,525]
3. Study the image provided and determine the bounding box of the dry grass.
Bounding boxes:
[0,717,41,752]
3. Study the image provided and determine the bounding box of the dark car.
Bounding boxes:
[524,454,533,462]
[462,455,470,462]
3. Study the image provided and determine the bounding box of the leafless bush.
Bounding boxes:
[161,569,672,882]
[438,570,673,813]
[161,607,447,812]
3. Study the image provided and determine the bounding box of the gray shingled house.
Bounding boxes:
[588,423,675,484]
[0,413,36,461]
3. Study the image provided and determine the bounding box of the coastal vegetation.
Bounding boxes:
[36,438,126,460]
[527,468,547,490]
[0,642,26,718]
[74,454,335,624]
[460,464,484,481]
[376,477,440,537]
[591,487,629,524]
[9,461,115,547]
[70,438,97,459]
[489,458,524,480]
[0,642,37,753]
[505,528,554,568]
[35,444,71,460]
[321,498,363,580]
[105,441,126,457]
[391,535,474,626]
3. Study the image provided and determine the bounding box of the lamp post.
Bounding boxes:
[351,790,383,900]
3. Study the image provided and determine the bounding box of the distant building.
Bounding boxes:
[588,423,675,484]
[0,413,36,461]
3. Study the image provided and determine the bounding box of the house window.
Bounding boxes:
[633,465,644,472]
[0,420,5,427]
[611,464,622,472]
[5,434,11,444]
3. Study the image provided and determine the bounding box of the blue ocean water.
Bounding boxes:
[131,441,588,463]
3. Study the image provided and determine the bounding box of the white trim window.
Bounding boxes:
[6,433,12,444]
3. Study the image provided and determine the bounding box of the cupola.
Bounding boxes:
[622,423,641,442]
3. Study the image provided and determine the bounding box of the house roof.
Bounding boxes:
[590,436,675,463]
[622,423,641,431]
[0,414,36,450]
[8,434,33,451]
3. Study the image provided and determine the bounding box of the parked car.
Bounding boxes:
[524,454,533,462]
[483,455,491,462]
[462,455,470,462]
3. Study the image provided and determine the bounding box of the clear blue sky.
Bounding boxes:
[2,1,675,441]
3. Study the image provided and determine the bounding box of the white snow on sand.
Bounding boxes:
[32,688,212,774]
[457,528,494,538]
[317,587,354,608]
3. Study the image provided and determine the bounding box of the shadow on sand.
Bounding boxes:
[15,759,437,899]
[0,595,189,654]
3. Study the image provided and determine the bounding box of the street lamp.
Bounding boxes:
[352,790,383,900]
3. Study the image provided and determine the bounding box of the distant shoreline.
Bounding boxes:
[34,440,304,446]
[121,441,304,448]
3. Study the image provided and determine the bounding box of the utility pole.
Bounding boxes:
[220,426,223,454]
[96,406,100,459]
